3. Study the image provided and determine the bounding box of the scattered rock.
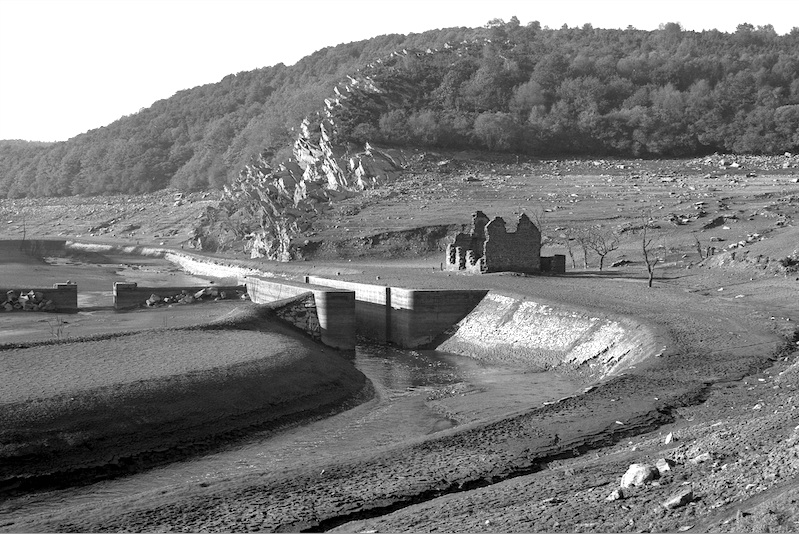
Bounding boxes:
[144,287,245,308]
[620,463,660,488]
[1,289,56,312]
[655,458,675,475]
[702,216,726,230]
[610,259,633,267]
[689,452,712,464]
[606,488,625,501]
[663,487,694,509]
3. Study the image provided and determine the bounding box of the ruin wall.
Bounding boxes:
[482,216,541,273]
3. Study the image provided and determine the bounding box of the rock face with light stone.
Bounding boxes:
[191,78,407,261]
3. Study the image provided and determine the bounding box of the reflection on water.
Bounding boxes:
[358,344,462,391]
[0,345,582,521]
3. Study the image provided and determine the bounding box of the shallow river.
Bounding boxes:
[0,344,579,520]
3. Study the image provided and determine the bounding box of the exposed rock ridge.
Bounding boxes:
[190,40,491,261]
[191,70,415,260]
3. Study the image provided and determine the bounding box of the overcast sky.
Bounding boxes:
[1,0,797,142]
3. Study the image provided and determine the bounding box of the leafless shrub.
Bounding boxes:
[586,226,620,271]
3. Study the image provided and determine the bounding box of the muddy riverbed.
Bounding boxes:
[0,343,580,525]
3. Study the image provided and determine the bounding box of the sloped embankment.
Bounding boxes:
[0,304,368,490]
[438,291,658,382]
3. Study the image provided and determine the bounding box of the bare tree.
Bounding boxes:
[574,227,592,269]
[641,213,662,287]
[693,234,704,260]
[563,227,578,269]
[528,205,547,234]
[586,226,620,271]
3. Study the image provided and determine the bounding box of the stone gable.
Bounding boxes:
[446,211,563,275]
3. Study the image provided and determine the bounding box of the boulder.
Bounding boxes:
[620,463,660,488]
[606,488,625,501]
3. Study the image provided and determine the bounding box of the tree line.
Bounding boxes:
[332,20,799,158]
[1,19,797,199]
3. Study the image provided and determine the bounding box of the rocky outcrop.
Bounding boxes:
[700,241,799,275]
[192,79,408,261]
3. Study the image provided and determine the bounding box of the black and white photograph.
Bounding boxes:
[1,0,799,531]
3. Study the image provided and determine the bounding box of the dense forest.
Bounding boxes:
[1,19,797,199]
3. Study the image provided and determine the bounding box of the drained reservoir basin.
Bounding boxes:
[0,240,586,526]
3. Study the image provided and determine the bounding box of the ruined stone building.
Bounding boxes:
[446,211,566,274]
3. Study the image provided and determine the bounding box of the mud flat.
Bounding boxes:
[0,304,368,491]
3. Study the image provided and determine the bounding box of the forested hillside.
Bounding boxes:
[1,19,797,199]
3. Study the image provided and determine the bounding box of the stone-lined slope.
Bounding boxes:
[438,291,657,381]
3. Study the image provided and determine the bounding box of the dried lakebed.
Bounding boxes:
[2,243,788,532]
[1,245,590,531]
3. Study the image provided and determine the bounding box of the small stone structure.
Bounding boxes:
[112,282,246,310]
[0,283,78,312]
[446,211,565,274]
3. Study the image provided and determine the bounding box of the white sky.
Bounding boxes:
[1,0,797,142]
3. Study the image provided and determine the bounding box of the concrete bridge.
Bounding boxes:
[245,275,488,352]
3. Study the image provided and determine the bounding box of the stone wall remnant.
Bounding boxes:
[0,282,77,312]
[446,211,565,274]
[113,282,246,310]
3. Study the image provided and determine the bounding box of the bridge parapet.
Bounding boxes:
[305,276,487,348]
[246,276,355,351]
